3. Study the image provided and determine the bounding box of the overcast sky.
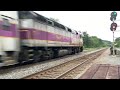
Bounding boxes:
[34,11,120,42]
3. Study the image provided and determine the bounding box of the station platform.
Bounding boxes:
[79,49,120,79]
[79,64,120,79]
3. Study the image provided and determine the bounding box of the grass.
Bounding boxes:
[84,48,97,52]
[84,47,107,52]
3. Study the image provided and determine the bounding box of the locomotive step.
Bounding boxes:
[5,57,12,60]
[0,63,4,67]
[29,54,34,56]
[29,59,34,61]
[28,50,34,52]
[4,60,17,66]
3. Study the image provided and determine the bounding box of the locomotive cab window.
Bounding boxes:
[2,18,11,30]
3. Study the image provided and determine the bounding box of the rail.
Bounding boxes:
[23,48,107,79]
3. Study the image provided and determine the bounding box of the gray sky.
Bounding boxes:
[34,11,120,42]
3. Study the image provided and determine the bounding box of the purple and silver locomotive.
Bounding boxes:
[0,11,83,67]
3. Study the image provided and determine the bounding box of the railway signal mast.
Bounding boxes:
[110,11,117,55]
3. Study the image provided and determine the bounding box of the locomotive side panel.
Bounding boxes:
[0,12,19,51]
[71,33,76,46]
[0,16,3,55]
[19,19,34,47]
[47,25,57,46]
[54,27,63,46]
[0,11,19,66]
[33,22,48,46]
[62,29,70,46]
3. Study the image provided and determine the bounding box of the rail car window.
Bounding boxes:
[54,22,60,28]
[59,24,65,30]
[18,11,34,19]
[19,11,47,24]
[20,19,34,28]
[2,18,11,30]
[33,12,47,23]
[68,28,72,32]
[47,20,54,26]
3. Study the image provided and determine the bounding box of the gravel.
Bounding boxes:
[0,48,106,79]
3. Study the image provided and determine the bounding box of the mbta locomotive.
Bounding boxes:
[0,11,83,67]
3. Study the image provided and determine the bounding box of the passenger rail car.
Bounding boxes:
[0,11,83,67]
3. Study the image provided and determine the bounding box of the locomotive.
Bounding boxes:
[0,11,83,67]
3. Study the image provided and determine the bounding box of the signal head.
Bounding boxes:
[110,11,117,21]
[110,22,117,31]
[111,11,117,17]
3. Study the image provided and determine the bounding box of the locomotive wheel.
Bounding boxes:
[19,47,29,64]
[23,49,29,61]
[45,49,54,60]
[53,49,59,58]
[68,49,72,55]
[76,48,79,53]
[49,49,54,59]
[72,48,75,54]
[33,50,41,62]
[75,48,77,54]
[80,47,83,52]
[78,48,80,53]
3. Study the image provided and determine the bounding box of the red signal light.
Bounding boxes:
[110,22,117,31]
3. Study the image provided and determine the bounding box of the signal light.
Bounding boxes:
[110,11,117,21]
[110,22,117,31]
[111,11,117,16]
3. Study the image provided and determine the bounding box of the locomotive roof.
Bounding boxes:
[33,11,67,30]
[19,11,78,34]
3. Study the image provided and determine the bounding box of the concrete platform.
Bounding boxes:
[79,49,120,79]
[79,64,120,79]
[93,49,120,65]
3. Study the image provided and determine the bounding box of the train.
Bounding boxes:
[0,11,83,67]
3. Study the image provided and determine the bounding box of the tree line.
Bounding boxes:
[82,32,111,48]
[115,37,120,47]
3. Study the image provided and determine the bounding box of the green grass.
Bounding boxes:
[84,47,106,52]
[84,48,97,51]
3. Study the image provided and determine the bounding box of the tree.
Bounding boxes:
[99,39,105,47]
[82,32,111,48]
[115,37,120,47]
[83,32,91,48]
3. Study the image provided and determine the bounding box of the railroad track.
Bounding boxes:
[23,48,106,79]
[0,48,99,79]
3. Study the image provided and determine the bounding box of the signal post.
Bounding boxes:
[110,11,117,55]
